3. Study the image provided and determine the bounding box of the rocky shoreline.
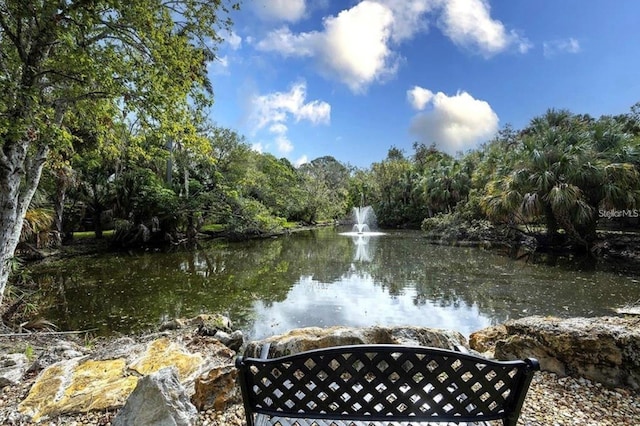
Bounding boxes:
[1,372,638,425]
[1,316,640,425]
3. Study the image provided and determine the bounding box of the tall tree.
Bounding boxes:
[299,156,351,221]
[0,0,238,304]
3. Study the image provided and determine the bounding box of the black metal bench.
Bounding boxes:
[236,344,539,426]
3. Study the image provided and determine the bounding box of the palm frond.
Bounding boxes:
[21,208,55,242]
[521,192,542,218]
[546,183,582,212]
[572,199,594,225]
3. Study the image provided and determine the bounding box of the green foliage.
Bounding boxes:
[74,230,115,239]
[298,156,351,222]
[111,168,179,245]
[24,344,35,362]
[479,109,640,247]
[421,213,457,233]
[421,213,514,246]
[369,152,421,227]
[224,197,286,238]
[201,224,224,233]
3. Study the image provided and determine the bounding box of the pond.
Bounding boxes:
[29,227,640,340]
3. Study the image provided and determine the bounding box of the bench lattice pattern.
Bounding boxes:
[237,345,539,426]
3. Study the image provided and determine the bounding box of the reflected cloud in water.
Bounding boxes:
[248,271,492,340]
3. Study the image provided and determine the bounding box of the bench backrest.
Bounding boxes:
[236,344,539,426]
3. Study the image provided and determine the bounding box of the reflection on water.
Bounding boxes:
[30,228,640,339]
[250,272,490,338]
[351,234,376,262]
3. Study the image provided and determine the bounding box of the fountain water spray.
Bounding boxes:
[340,205,385,237]
[352,206,375,233]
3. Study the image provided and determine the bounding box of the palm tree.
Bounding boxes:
[482,110,640,248]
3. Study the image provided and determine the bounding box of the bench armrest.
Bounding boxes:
[259,342,271,359]
[454,344,470,354]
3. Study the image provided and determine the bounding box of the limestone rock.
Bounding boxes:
[27,340,87,373]
[190,314,232,336]
[387,326,466,348]
[112,367,198,426]
[191,365,240,411]
[473,316,640,390]
[0,353,28,387]
[18,335,234,422]
[469,324,507,355]
[214,330,244,352]
[90,337,139,362]
[160,318,187,331]
[158,314,233,334]
[18,357,138,422]
[244,325,467,358]
[128,338,203,380]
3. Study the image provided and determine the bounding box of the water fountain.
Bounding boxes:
[340,206,385,237]
[353,206,373,233]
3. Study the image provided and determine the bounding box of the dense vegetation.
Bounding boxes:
[22,106,640,253]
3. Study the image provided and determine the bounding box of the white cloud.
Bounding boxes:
[255,27,316,57]
[373,0,438,42]
[294,155,309,167]
[252,0,306,22]
[269,123,288,135]
[226,31,242,50]
[251,82,330,130]
[268,123,293,154]
[438,0,530,56]
[208,55,229,75]
[407,86,434,110]
[516,35,534,54]
[408,87,499,154]
[318,1,397,92]
[257,1,398,93]
[543,38,581,57]
[275,134,294,154]
[250,82,330,156]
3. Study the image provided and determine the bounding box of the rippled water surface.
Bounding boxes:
[31,228,640,339]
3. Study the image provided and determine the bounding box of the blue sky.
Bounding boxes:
[207,0,640,168]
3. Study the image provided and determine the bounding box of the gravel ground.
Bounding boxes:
[2,370,639,425]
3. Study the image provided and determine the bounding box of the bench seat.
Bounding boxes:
[254,416,490,425]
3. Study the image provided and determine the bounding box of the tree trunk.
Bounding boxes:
[544,204,560,244]
[577,219,598,250]
[53,175,67,235]
[0,142,48,306]
[90,182,104,239]
[0,198,24,306]
[93,208,104,239]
